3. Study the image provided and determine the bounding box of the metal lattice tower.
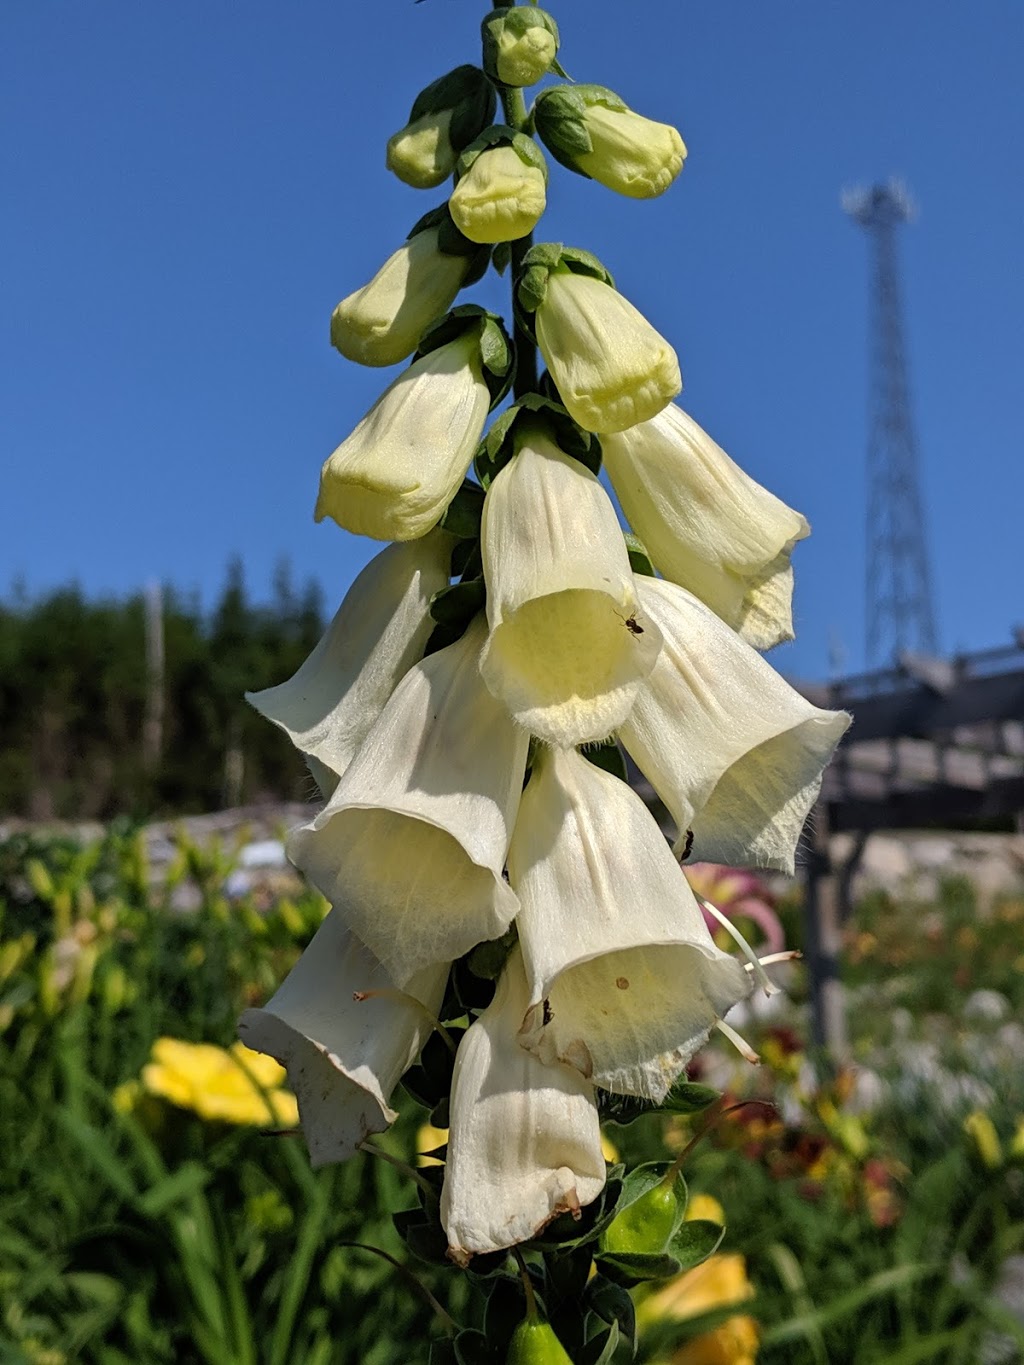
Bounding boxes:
[843,179,938,666]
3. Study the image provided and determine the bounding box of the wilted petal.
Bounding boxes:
[618,576,851,873]
[238,910,448,1166]
[601,404,809,649]
[508,746,751,1101]
[316,334,490,542]
[535,272,680,435]
[480,433,662,746]
[246,532,453,798]
[287,617,527,986]
[441,947,606,1261]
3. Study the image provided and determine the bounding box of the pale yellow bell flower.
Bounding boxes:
[287,617,528,987]
[316,332,490,542]
[330,228,470,368]
[618,576,850,873]
[246,532,452,799]
[449,145,547,245]
[386,109,458,189]
[441,947,606,1262]
[494,24,557,87]
[576,104,686,199]
[480,432,662,746]
[601,403,809,649]
[239,910,448,1166]
[509,746,752,1101]
[535,271,680,434]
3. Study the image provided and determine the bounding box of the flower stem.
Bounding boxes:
[513,1246,539,1321]
[336,1241,456,1331]
[496,82,539,398]
[359,1139,439,1199]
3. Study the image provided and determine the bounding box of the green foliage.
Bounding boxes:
[0,560,325,820]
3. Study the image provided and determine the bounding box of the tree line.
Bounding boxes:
[0,560,327,821]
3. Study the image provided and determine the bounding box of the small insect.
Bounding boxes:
[542,998,554,1026]
[622,614,644,636]
[681,828,695,860]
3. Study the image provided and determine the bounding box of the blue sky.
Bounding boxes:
[3,1,1021,679]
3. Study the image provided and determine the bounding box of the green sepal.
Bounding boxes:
[441,479,486,540]
[481,7,560,88]
[516,243,614,315]
[401,1027,465,1113]
[492,241,513,276]
[667,1217,726,1272]
[543,1244,593,1303]
[624,533,656,578]
[406,65,497,156]
[407,205,492,287]
[581,738,627,783]
[598,1079,721,1126]
[467,925,518,982]
[455,126,549,183]
[585,1277,637,1357]
[430,579,487,629]
[450,538,483,582]
[577,1321,619,1365]
[533,84,630,177]
[474,394,599,490]
[393,1208,451,1266]
[417,307,515,408]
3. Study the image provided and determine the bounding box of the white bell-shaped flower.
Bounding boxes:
[330,228,471,368]
[287,617,528,987]
[508,746,752,1101]
[238,909,448,1166]
[440,947,606,1262]
[449,144,547,245]
[316,333,490,542]
[479,432,662,746]
[601,404,809,649]
[246,532,453,799]
[617,575,851,873]
[535,271,680,435]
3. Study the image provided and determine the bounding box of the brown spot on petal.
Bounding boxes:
[552,1186,583,1222]
[615,976,629,990]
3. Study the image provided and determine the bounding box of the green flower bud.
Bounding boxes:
[482,8,560,89]
[449,128,548,245]
[600,1180,680,1256]
[535,84,686,200]
[386,65,497,190]
[506,1318,573,1365]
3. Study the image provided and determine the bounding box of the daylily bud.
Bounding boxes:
[535,85,685,199]
[617,576,851,873]
[238,909,448,1166]
[386,65,496,190]
[964,1110,1003,1170]
[518,246,681,434]
[482,8,560,89]
[245,532,453,799]
[480,429,662,746]
[509,746,752,1100]
[330,225,478,368]
[506,1319,573,1365]
[449,129,548,245]
[601,403,809,649]
[316,321,499,542]
[441,948,606,1261]
[601,1180,680,1255]
[288,618,528,987]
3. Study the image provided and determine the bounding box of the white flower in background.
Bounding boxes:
[535,271,681,434]
[449,139,547,245]
[617,575,851,873]
[245,532,453,799]
[441,946,606,1262]
[508,746,752,1101]
[287,617,528,988]
[330,228,472,368]
[316,332,490,542]
[479,432,662,746]
[535,84,685,200]
[601,404,809,649]
[238,909,448,1166]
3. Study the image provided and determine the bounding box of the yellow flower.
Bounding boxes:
[964,1110,1003,1170]
[671,1315,759,1365]
[641,1253,752,1326]
[140,1037,298,1128]
[685,1194,725,1226]
[449,145,547,245]
[418,1121,449,1168]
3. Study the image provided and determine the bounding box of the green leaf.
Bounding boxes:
[585,1276,637,1356]
[661,1081,722,1116]
[623,533,655,578]
[666,1218,725,1272]
[441,479,486,540]
[430,580,486,628]
[577,1320,620,1365]
[136,1161,212,1219]
[581,738,627,782]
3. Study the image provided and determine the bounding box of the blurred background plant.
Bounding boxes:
[2,828,1022,1362]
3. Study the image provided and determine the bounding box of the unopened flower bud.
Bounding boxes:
[386,65,496,190]
[506,1318,573,1365]
[601,1180,680,1256]
[449,131,548,245]
[535,85,685,200]
[482,7,560,89]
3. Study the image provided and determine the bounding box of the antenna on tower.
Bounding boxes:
[843,177,938,667]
